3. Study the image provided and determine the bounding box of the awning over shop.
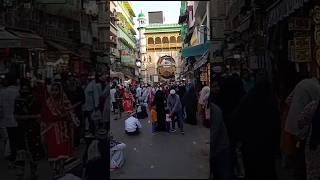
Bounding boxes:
[46,40,81,57]
[110,70,124,79]
[8,29,44,48]
[0,27,44,48]
[193,50,209,71]
[0,28,21,48]
[181,41,212,58]
[267,0,310,28]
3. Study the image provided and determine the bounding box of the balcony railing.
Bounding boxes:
[147,43,182,49]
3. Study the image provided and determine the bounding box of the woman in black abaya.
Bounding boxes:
[183,85,197,125]
[154,88,166,131]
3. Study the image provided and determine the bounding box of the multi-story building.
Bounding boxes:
[137,10,183,83]
[114,1,137,81]
[0,0,111,78]
[179,1,211,87]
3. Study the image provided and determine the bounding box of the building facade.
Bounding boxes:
[114,1,138,81]
[0,0,110,79]
[179,1,211,89]
[137,13,183,83]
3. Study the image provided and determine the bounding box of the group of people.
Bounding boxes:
[110,81,211,135]
[211,68,320,180]
[0,71,110,180]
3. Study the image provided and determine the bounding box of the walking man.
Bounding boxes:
[167,89,184,134]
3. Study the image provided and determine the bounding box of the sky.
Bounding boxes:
[130,1,181,31]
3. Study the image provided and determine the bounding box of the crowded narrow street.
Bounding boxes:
[110,111,209,179]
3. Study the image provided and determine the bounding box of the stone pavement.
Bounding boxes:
[110,112,210,179]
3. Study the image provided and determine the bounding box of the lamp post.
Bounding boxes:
[136,59,142,83]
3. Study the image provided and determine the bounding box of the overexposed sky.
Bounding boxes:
[131,1,181,31]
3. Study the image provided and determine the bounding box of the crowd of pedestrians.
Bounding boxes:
[0,71,110,180]
[110,80,211,136]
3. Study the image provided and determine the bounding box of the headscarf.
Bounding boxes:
[47,82,79,127]
[199,86,210,106]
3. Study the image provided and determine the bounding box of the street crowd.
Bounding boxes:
[0,71,110,180]
[109,80,210,171]
[211,68,320,180]
[110,81,210,134]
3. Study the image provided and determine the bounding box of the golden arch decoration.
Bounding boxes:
[162,37,169,43]
[177,36,182,43]
[170,36,176,43]
[155,37,161,44]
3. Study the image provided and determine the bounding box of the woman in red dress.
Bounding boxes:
[123,88,134,113]
[41,82,79,179]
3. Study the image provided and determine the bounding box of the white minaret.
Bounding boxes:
[137,10,147,54]
[137,10,147,82]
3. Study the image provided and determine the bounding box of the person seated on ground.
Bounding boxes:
[84,129,108,180]
[110,135,126,171]
[125,113,142,135]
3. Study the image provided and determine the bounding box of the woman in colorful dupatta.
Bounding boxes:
[123,88,134,113]
[41,82,79,179]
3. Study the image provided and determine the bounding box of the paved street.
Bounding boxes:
[0,142,85,180]
[110,112,210,179]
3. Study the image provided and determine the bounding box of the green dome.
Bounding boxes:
[138,11,145,18]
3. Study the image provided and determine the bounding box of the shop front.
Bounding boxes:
[181,41,212,88]
[0,27,45,78]
[193,51,210,90]
[266,0,316,98]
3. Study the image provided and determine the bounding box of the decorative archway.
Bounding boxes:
[170,36,176,43]
[157,55,176,79]
[162,37,169,44]
[148,37,154,44]
[155,37,161,44]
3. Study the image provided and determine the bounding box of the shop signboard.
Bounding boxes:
[294,36,311,62]
[289,18,311,31]
[200,72,207,81]
[121,55,132,64]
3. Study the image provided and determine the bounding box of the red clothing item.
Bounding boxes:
[123,92,133,113]
[41,98,74,159]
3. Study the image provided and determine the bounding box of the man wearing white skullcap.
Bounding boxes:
[167,88,184,134]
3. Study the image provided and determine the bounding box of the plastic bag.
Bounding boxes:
[166,114,172,122]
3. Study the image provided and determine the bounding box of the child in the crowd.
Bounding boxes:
[165,109,171,133]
